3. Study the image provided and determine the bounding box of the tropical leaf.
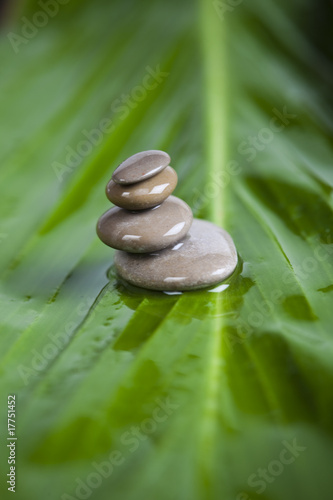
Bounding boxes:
[0,0,333,499]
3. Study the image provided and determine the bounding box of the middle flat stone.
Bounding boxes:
[96,195,193,253]
[106,166,177,210]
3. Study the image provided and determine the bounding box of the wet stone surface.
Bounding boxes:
[112,150,170,185]
[106,166,177,210]
[114,218,238,291]
[97,196,193,253]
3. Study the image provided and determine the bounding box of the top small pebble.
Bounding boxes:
[112,150,170,185]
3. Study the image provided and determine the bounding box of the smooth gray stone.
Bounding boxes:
[106,166,177,210]
[114,219,238,291]
[96,196,193,253]
[112,150,170,185]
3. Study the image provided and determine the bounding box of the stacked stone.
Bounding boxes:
[97,150,238,291]
[97,150,193,253]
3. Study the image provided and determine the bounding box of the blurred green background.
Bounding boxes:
[0,0,333,499]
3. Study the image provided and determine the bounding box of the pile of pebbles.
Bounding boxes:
[97,150,237,291]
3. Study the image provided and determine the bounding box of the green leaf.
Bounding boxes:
[1,0,333,499]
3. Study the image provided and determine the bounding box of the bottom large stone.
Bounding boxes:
[114,219,238,291]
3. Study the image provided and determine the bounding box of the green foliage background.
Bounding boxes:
[0,0,333,499]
